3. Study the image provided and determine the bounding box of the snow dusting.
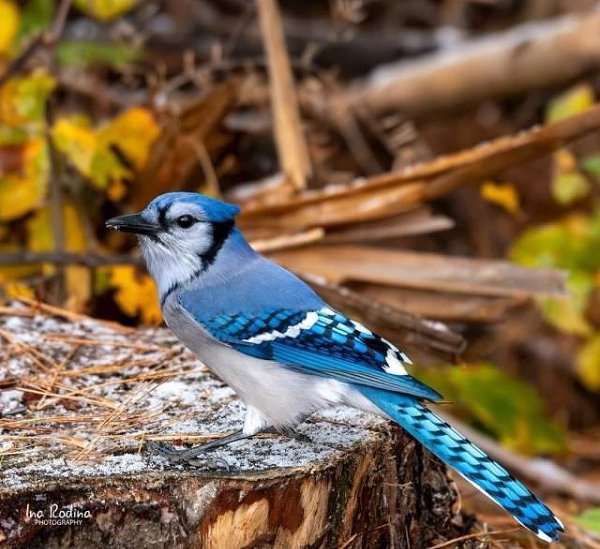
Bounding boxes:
[0,303,388,491]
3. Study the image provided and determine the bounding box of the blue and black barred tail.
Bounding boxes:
[359,387,564,543]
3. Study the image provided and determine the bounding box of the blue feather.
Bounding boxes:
[130,192,563,544]
[149,192,240,222]
[194,307,441,401]
[179,257,324,318]
[359,386,564,543]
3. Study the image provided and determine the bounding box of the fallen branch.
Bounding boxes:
[238,101,600,229]
[0,252,142,267]
[349,284,529,324]
[271,245,566,299]
[349,12,600,117]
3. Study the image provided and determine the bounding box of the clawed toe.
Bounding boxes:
[145,440,230,469]
[274,426,313,444]
[290,432,313,444]
[146,440,195,463]
[146,440,182,457]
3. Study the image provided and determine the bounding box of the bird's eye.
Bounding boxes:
[176,215,196,229]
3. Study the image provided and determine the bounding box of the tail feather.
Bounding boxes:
[360,387,564,543]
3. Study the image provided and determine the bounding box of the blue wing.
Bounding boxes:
[193,306,441,401]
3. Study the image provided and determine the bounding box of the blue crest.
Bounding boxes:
[148,192,241,222]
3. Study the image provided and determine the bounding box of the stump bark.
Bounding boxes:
[0,304,462,548]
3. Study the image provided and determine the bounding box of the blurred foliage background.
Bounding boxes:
[1,0,600,545]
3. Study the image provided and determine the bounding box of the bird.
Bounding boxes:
[106,191,564,543]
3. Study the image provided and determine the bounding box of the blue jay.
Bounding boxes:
[106,192,563,543]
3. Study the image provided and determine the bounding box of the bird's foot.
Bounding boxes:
[270,425,313,444]
[146,430,250,468]
[146,440,230,469]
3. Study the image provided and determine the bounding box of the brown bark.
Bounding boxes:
[270,245,566,299]
[0,428,458,548]
[349,12,600,117]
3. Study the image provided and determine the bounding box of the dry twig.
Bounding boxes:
[257,0,312,190]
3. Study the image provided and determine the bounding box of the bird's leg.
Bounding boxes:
[148,426,312,459]
[147,430,251,464]
[147,425,316,465]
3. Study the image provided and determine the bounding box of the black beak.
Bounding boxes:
[105,214,160,236]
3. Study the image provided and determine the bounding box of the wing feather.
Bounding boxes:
[191,306,441,401]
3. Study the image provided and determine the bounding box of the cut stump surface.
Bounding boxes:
[0,303,461,548]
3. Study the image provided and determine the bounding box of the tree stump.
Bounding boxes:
[0,303,462,548]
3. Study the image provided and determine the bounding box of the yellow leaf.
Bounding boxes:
[52,117,96,176]
[27,201,87,253]
[52,107,158,192]
[551,149,591,205]
[1,281,35,301]
[64,266,91,312]
[541,297,593,337]
[554,149,577,172]
[98,107,159,170]
[27,202,90,311]
[109,265,161,325]
[547,85,595,123]
[577,336,600,392]
[0,71,55,128]
[106,178,127,201]
[0,137,48,221]
[73,0,140,21]
[0,0,19,54]
[551,170,590,205]
[480,181,520,214]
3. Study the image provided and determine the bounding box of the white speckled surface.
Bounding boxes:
[0,305,389,491]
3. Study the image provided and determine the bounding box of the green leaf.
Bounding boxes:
[416,364,567,455]
[541,273,594,336]
[546,85,595,123]
[541,296,592,337]
[510,212,600,334]
[510,212,600,275]
[57,41,141,68]
[0,125,28,146]
[510,223,570,269]
[577,336,600,392]
[14,72,55,122]
[0,72,55,131]
[551,170,590,205]
[575,507,600,535]
[17,0,53,42]
[89,148,131,189]
[581,154,600,179]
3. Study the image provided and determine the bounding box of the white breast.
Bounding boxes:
[162,301,375,432]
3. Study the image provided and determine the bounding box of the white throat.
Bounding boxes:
[140,237,204,301]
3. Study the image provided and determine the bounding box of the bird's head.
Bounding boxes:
[106,192,244,298]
